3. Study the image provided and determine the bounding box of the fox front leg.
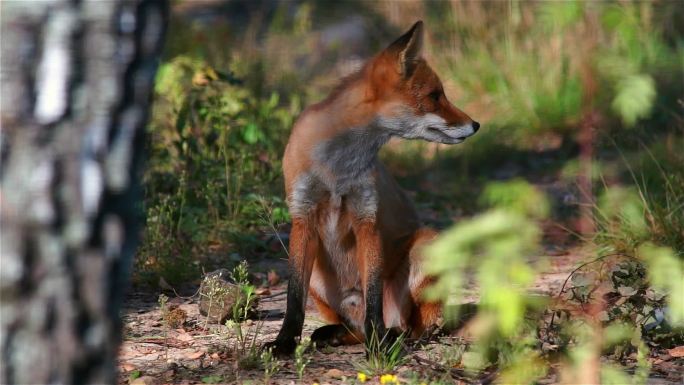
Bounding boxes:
[352,220,387,343]
[266,217,317,356]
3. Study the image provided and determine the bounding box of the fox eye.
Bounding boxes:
[428,90,441,102]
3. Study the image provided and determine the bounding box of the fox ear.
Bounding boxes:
[386,21,424,78]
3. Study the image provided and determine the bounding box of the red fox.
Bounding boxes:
[267,21,479,354]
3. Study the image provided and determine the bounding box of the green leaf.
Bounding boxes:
[128,370,141,381]
[538,2,584,31]
[639,243,684,325]
[242,123,261,144]
[611,74,656,127]
[480,179,549,219]
[601,364,631,385]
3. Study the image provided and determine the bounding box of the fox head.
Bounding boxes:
[369,21,479,144]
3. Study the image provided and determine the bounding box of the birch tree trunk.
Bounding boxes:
[0,1,167,383]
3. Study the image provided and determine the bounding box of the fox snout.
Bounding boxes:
[436,120,480,142]
[423,114,480,144]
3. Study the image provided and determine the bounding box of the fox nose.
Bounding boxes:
[472,121,480,132]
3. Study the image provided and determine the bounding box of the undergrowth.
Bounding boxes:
[137,57,297,284]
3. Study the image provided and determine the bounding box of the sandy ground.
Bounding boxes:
[117,246,684,385]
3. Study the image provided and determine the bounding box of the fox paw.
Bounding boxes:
[263,337,297,356]
[311,324,352,347]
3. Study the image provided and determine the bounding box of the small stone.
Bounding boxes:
[198,269,257,324]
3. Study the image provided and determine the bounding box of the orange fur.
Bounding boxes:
[273,21,478,350]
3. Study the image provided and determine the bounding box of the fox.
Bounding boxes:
[267,21,480,355]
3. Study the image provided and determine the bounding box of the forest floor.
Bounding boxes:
[118,247,683,385]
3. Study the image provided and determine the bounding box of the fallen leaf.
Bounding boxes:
[618,286,638,297]
[186,350,205,360]
[134,346,157,354]
[667,346,684,357]
[256,287,271,296]
[131,375,158,385]
[325,368,344,378]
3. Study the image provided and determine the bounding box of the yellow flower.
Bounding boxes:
[357,372,368,383]
[380,374,399,384]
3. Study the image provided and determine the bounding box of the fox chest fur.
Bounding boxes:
[288,127,391,291]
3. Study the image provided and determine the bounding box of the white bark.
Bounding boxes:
[0,1,167,383]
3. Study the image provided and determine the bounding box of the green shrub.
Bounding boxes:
[430,1,682,142]
[137,56,299,283]
[425,179,683,382]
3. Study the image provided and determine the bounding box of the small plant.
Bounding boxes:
[260,347,281,384]
[230,260,251,285]
[225,319,263,370]
[230,261,259,323]
[355,328,407,376]
[294,337,314,380]
[128,370,141,382]
[201,274,232,330]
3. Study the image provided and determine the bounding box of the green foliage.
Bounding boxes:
[260,347,281,384]
[480,178,549,219]
[595,186,650,251]
[592,141,684,330]
[425,180,547,381]
[224,317,264,370]
[425,179,544,335]
[426,178,683,381]
[128,370,141,381]
[539,1,584,31]
[611,74,656,127]
[294,337,314,380]
[638,244,684,326]
[138,55,298,283]
[229,262,259,324]
[433,1,682,142]
[356,329,408,376]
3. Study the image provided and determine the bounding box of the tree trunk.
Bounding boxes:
[0,1,167,383]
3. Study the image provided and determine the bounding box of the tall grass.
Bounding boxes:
[418,1,682,143]
[595,136,684,256]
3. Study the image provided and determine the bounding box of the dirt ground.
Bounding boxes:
[117,247,684,385]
